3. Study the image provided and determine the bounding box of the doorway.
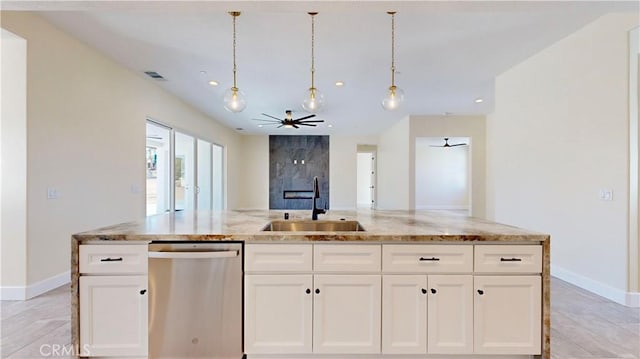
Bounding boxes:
[415,137,471,215]
[357,145,377,209]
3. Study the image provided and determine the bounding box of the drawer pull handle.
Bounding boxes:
[477,289,484,295]
[419,257,440,261]
[500,257,522,262]
[140,289,147,295]
[100,257,123,262]
[306,288,311,294]
[315,288,320,294]
[431,288,437,294]
[421,288,427,294]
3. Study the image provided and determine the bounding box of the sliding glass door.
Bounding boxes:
[146,120,225,216]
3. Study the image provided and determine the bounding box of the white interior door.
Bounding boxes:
[146,121,171,216]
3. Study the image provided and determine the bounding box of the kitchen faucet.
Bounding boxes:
[311,176,326,220]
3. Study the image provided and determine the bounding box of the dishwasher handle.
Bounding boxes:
[149,250,239,259]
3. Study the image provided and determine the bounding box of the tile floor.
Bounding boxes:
[1,277,638,358]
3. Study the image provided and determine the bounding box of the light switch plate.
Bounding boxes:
[47,187,59,199]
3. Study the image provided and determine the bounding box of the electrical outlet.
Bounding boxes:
[47,188,59,199]
[599,189,613,201]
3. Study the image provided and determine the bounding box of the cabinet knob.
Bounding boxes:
[315,288,320,294]
[431,288,437,294]
[140,289,147,295]
[477,289,484,295]
[306,288,311,294]
[421,288,427,294]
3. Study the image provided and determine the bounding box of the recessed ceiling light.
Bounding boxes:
[258,124,263,128]
[335,81,344,87]
[209,80,219,86]
[328,124,333,128]
[200,71,207,75]
[474,98,484,103]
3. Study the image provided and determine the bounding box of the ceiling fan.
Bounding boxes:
[252,110,324,129]
[430,138,468,148]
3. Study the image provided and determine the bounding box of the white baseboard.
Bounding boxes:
[552,265,639,307]
[415,205,470,210]
[1,270,70,300]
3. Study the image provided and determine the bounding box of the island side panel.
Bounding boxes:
[541,238,551,359]
[71,237,80,356]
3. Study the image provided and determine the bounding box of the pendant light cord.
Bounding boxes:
[309,12,317,89]
[389,11,396,87]
[232,13,238,89]
[231,12,238,90]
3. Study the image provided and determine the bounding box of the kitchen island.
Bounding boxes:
[71,209,550,359]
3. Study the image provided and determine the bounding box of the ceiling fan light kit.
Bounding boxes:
[382,11,405,111]
[223,11,247,113]
[302,12,325,113]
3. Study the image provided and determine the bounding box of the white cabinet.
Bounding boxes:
[79,275,148,357]
[382,275,427,354]
[474,275,542,355]
[381,275,472,355]
[78,244,148,357]
[427,275,473,354]
[313,274,381,354]
[244,275,313,354]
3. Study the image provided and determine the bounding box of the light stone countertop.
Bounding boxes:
[71,209,549,243]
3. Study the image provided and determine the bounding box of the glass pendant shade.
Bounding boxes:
[302,87,325,113]
[223,87,247,113]
[382,85,404,111]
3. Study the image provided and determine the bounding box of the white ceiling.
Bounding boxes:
[9,1,637,135]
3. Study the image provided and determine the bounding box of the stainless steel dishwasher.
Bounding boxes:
[148,242,243,359]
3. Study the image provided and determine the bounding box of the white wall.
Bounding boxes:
[415,138,470,210]
[1,12,243,294]
[236,135,269,209]
[1,29,28,291]
[409,116,486,217]
[488,14,639,305]
[377,117,411,210]
[330,135,378,210]
[629,27,639,293]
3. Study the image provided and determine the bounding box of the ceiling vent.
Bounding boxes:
[144,71,166,81]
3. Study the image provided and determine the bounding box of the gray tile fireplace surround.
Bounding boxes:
[269,135,329,210]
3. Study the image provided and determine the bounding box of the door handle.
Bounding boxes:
[149,250,239,259]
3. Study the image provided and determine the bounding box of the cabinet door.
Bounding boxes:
[427,275,473,354]
[79,276,148,357]
[244,275,313,354]
[382,275,427,354]
[313,275,381,354]
[474,275,542,355]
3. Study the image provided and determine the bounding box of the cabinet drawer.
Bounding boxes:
[382,245,473,273]
[314,244,381,272]
[245,244,312,272]
[79,245,148,274]
[474,245,542,273]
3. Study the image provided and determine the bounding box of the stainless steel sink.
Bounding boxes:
[261,220,366,232]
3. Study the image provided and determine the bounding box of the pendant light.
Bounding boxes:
[302,12,325,113]
[223,11,247,113]
[382,11,404,111]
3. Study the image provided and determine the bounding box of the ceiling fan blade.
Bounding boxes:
[258,123,281,126]
[298,123,317,127]
[429,145,445,147]
[449,143,467,147]
[295,114,316,121]
[299,120,324,123]
[252,119,282,123]
[292,124,300,129]
[277,124,284,128]
[261,113,282,121]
